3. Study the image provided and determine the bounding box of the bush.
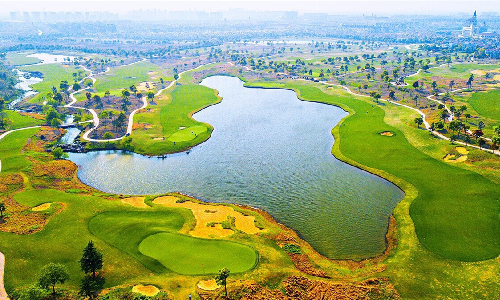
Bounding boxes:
[283,244,302,255]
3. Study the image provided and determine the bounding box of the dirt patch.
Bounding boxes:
[380,131,394,137]
[121,197,149,208]
[197,279,219,291]
[32,203,52,211]
[132,285,159,296]
[153,196,263,238]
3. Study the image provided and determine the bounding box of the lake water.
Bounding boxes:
[68,76,404,259]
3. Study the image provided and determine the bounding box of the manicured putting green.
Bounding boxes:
[167,125,207,142]
[139,232,258,275]
[469,90,500,120]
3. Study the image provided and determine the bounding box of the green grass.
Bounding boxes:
[20,64,87,103]
[139,232,258,275]
[5,111,43,130]
[132,84,220,155]
[5,53,41,66]
[468,89,500,120]
[93,60,170,93]
[246,81,500,262]
[167,125,207,142]
[0,128,39,173]
[88,210,189,273]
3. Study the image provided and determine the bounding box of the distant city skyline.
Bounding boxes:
[1,0,500,16]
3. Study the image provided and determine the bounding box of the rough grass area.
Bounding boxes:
[139,232,258,275]
[468,89,500,120]
[132,84,220,155]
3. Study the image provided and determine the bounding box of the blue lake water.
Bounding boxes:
[68,76,404,260]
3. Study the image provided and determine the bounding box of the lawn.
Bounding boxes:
[88,210,191,273]
[20,64,87,103]
[468,89,500,120]
[131,84,220,155]
[4,111,43,130]
[5,53,41,66]
[93,60,170,93]
[139,232,258,275]
[0,127,39,173]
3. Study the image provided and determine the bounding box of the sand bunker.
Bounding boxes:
[380,131,394,137]
[471,70,487,76]
[178,126,186,130]
[32,203,52,211]
[121,197,149,208]
[494,75,500,81]
[444,154,467,163]
[455,147,469,155]
[132,285,159,296]
[197,279,219,291]
[147,71,158,75]
[137,81,154,92]
[153,137,165,140]
[153,196,263,238]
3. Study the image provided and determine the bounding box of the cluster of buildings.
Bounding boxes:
[461,11,497,38]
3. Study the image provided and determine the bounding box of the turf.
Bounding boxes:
[132,84,220,155]
[20,64,87,103]
[139,232,258,275]
[5,53,41,66]
[93,60,170,93]
[167,125,207,142]
[5,111,43,130]
[0,128,39,173]
[88,210,189,273]
[468,89,500,120]
[246,81,500,262]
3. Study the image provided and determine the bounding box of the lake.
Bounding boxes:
[68,76,404,260]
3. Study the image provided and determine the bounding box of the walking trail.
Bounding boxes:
[0,252,7,300]
[66,61,215,142]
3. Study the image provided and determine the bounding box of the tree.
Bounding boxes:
[0,202,5,219]
[215,268,230,297]
[448,119,461,136]
[414,117,424,128]
[174,73,179,80]
[478,138,486,149]
[104,90,111,98]
[491,136,500,149]
[467,74,474,89]
[79,275,105,299]
[103,132,113,140]
[80,241,103,278]
[449,80,455,91]
[388,90,395,99]
[37,263,70,295]
[52,147,68,159]
[72,83,82,91]
[473,129,483,141]
[147,91,155,102]
[478,121,485,131]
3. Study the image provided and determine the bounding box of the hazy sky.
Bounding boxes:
[1,0,499,15]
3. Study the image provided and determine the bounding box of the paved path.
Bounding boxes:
[0,252,7,300]
[66,61,215,142]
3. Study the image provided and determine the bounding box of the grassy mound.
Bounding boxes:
[88,210,188,272]
[139,232,258,275]
[469,90,500,120]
